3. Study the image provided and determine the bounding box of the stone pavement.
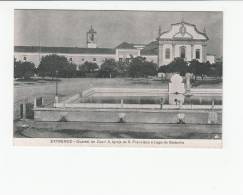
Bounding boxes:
[14,120,222,139]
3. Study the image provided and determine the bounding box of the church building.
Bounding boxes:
[14,21,215,68]
[158,20,209,65]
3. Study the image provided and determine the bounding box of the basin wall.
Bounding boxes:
[34,108,222,124]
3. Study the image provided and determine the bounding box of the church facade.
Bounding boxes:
[158,21,209,65]
[14,21,215,68]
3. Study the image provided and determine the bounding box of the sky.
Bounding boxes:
[14,10,223,57]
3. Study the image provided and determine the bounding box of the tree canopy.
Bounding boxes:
[128,56,158,77]
[158,58,219,80]
[37,54,76,78]
[14,59,36,79]
[165,57,189,76]
[79,61,98,73]
[99,59,118,78]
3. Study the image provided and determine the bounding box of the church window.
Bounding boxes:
[180,46,186,59]
[23,56,27,61]
[165,48,170,59]
[196,49,200,59]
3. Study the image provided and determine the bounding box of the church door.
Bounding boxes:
[180,46,186,59]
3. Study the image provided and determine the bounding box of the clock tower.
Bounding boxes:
[87,25,97,48]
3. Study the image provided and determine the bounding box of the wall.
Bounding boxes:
[141,55,158,63]
[162,44,173,65]
[116,49,140,61]
[34,107,222,124]
[174,44,192,61]
[159,42,206,65]
[192,44,203,62]
[14,52,116,67]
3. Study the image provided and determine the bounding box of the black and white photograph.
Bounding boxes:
[2,2,243,195]
[13,9,223,147]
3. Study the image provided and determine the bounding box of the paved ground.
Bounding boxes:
[14,77,222,102]
[14,78,167,102]
[14,120,222,139]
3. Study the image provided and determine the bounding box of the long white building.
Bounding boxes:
[14,21,215,68]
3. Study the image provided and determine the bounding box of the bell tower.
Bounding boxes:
[87,25,97,48]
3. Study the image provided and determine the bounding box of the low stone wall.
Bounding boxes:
[82,88,169,97]
[191,88,222,96]
[34,107,222,124]
[54,102,222,110]
[82,87,222,97]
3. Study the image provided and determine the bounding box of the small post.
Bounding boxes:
[55,70,58,96]
[160,98,163,110]
[179,100,182,109]
[22,100,26,119]
[41,97,44,106]
[55,96,59,104]
[191,98,193,109]
[34,97,37,108]
[54,96,59,108]
[212,99,215,110]
[185,73,191,94]
[121,99,124,108]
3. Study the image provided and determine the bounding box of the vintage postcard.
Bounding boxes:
[13,10,223,147]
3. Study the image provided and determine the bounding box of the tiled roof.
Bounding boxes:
[14,46,115,54]
[140,41,158,55]
[116,42,136,49]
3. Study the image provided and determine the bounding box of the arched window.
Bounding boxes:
[180,46,186,59]
[165,48,170,59]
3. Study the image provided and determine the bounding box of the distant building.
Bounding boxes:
[206,54,216,64]
[14,22,216,68]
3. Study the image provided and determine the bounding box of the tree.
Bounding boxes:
[14,59,36,79]
[143,61,158,76]
[128,56,144,77]
[158,65,169,73]
[37,54,69,79]
[99,59,118,78]
[189,59,210,80]
[59,62,77,78]
[79,61,98,73]
[128,56,157,77]
[214,61,222,78]
[117,60,129,77]
[165,57,189,76]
